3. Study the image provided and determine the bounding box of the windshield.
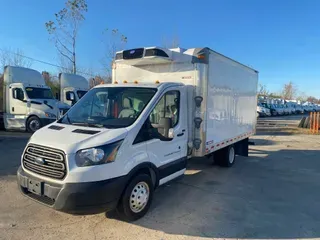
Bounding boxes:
[59,87,157,128]
[77,90,87,99]
[25,87,54,99]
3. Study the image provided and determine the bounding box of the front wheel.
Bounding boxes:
[117,174,154,221]
[26,116,42,133]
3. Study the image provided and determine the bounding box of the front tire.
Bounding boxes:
[117,174,154,221]
[217,145,236,167]
[26,116,42,133]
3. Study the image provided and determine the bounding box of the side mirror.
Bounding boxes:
[66,91,75,101]
[168,128,174,139]
[159,117,173,138]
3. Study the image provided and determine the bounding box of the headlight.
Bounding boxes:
[75,140,123,167]
[45,112,56,118]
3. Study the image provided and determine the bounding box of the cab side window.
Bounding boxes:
[12,88,24,101]
[134,91,180,144]
[150,91,180,127]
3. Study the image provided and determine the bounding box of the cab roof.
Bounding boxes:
[93,82,184,90]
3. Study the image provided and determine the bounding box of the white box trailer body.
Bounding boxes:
[17,46,258,221]
[1,66,67,132]
[113,47,258,157]
[59,73,89,106]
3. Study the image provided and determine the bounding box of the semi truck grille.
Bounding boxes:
[23,144,67,180]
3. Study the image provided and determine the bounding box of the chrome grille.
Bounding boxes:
[23,144,67,180]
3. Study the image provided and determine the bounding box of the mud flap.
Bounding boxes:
[235,138,249,157]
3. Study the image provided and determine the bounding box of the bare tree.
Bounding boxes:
[101,28,127,80]
[162,35,180,48]
[45,0,88,74]
[258,84,269,96]
[296,91,307,102]
[89,75,105,88]
[282,81,297,100]
[0,48,32,70]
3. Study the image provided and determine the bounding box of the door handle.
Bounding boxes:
[177,132,184,137]
[12,107,14,112]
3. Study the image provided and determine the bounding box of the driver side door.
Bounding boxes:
[143,86,188,184]
[9,84,27,115]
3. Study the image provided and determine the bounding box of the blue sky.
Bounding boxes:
[0,0,320,97]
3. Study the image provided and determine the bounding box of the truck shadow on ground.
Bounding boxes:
[111,148,320,239]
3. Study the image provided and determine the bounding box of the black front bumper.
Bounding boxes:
[40,118,56,127]
[17,167,127,215]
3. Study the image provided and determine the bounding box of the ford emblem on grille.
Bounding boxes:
[130,50,135,54]
[34,157,45,165]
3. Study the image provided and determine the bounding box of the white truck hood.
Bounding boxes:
[29,123,128,154]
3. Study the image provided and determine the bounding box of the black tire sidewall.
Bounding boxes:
[26,116,41,132]
[218,145,235,167]
[118,174,154,221]
[226,145,235,167]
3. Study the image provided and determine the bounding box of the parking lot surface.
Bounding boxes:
[1,117,320,240]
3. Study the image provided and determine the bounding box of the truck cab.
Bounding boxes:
[2,66,63,132]
[59,73,89,107]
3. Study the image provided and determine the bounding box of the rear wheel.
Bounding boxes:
[216,145,236,167]
[26,116,41,133]
[117,174,154,221]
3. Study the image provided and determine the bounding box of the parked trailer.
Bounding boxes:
[17,47,258,221]
[0,66,68,132]
[58,73,89,107]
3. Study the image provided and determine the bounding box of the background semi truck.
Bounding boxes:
[58,73,89,107]
[17,47,258,221]
[0,66,69,132]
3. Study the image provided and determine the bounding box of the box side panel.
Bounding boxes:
[205,52,258,152]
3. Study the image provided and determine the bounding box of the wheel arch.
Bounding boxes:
[126,162,159,189]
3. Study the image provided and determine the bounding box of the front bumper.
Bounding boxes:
[17,167,127,214]
[40,118,56,127]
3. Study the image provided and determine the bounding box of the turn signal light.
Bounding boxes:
[155,80,160,84]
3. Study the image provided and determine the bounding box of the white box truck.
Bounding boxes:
[58,73,89,107]
[17,47,258,221]
[0,66,69,132]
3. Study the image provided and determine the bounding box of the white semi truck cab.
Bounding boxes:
[59,73,89,107]
[1,66,66,132]
[17,47,258,221]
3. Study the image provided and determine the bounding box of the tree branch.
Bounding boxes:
[56,38,73,55]
[56,45,74,63]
